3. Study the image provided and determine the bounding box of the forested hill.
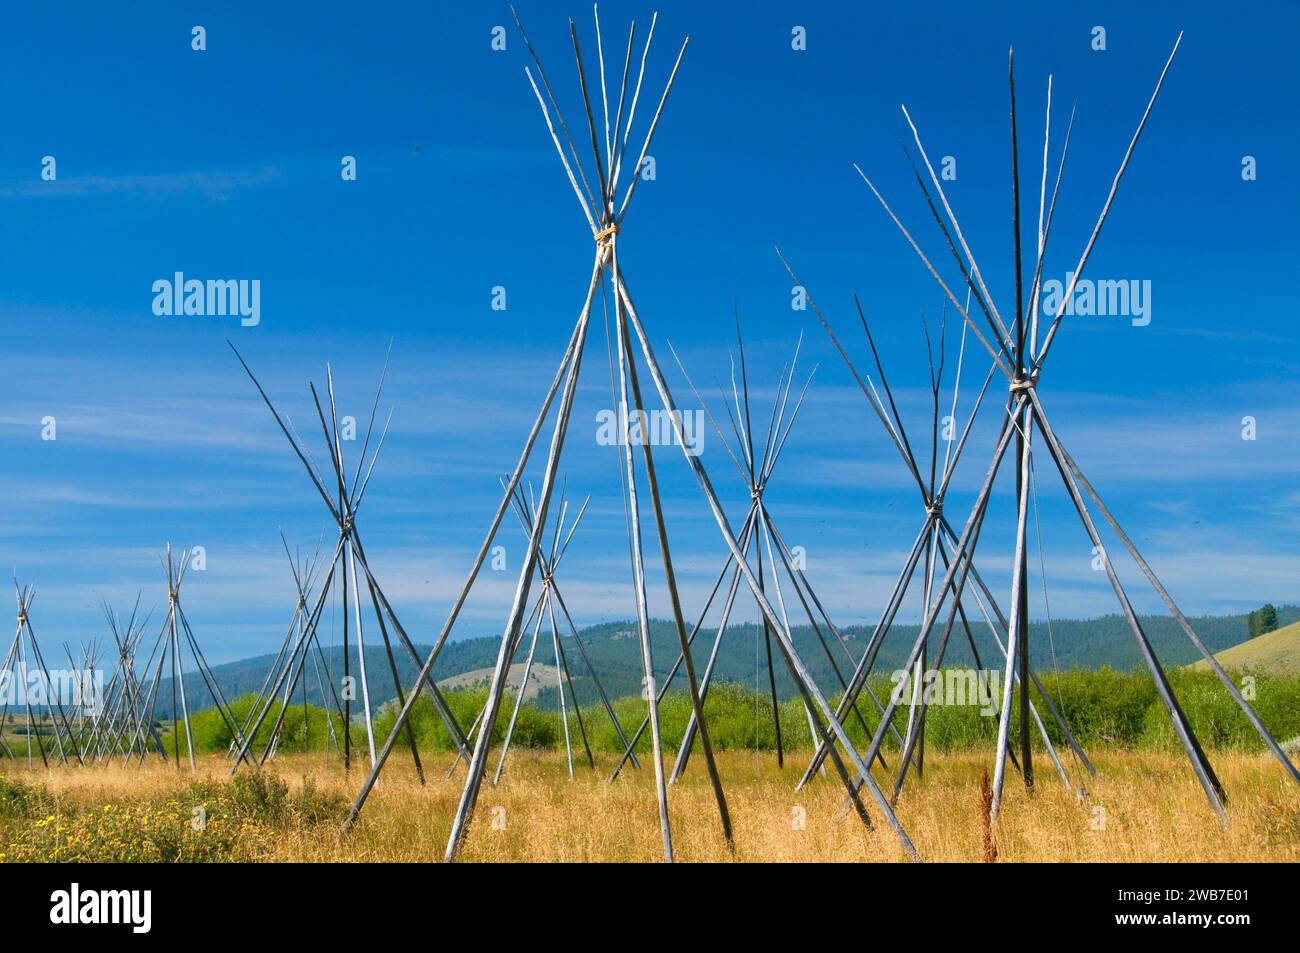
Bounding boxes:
[148,605,1300,714]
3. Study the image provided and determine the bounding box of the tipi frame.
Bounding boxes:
[0,581,83,766]
[244,536,348,762]
[487,481,641,781]
[342,6,920,862]
[86,598,164,764]
[228,347,474,779]
[655,326,904,784]
[802,35,1300,820]
[777,279,1096,802]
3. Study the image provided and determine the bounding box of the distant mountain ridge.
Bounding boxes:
[147,604,1300,715]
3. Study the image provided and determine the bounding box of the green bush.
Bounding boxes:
[160,693,353,757]
[0,775,54,819]
[154,668,1300,759]
[1140,669,1300,752]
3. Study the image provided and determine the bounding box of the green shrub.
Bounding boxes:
[159,693,354,756]
[0,775,54,819]
[157,669,1300,760]
[1140,669,1300,752]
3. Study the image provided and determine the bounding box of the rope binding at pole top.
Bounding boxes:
[594,222,619,246]
[1009,372,1038,393]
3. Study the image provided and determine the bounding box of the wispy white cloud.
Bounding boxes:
[0,167,282,200]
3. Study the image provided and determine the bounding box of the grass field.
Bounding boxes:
[3,749,1299,862]
[1191,620,1300,674]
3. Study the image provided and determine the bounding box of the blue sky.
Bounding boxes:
[1,1,1297,665]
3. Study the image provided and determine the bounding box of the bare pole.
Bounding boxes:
[943,519,1095,777]
[762,510,893,759]
[617,279,733,848]
[126,620,168,764]
[607,18,636,183]
[494,593,548,784]
[506,483,640,770]
[1009,47,1034,792]
[169,553,196,771]
[135,619,173,764]
[756,509,823,766]
[863,519,997,805]
[15,587,80,764]
[845,398,1025,801]
[989,398,1033,814]
[851,169,1015,382]
[667,507,759,783]
[348,539,471,764]
[669,340,882,778]
[613,504,756,782]
[353,554,426,782]
[318,369,374,771]
[1034,33,1183,373]
[552,585,642,770]
[341,253,606,836]
[900,106,1012,351]
[14,615,44,768]
[1028,96,1076,361]
[903,525,934,777]
[551,620,595,769]
[0,631,18,760]
[175,605,247,754]
[240,548,304,746]
[344,540,377,768]
[610,267,674,862]
[437,248,600,862]
[1055,442,1300,788]
[230,536,346,772]
[1028,390,1225,819]
[616,36,689,223]
[1029,76,1052,360]
[891,514,1075,803]
[617,272,919,859]
[736,319,784,767]
[570,16,610,215]
[247,322,529,774]
[546,504,633,740]
[510,6,600,223]
[544,589,575,778]
[797,518,930,787]
[899,149,1009,362]
[610,12,657,189]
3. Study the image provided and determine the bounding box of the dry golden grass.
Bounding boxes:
[4,749,1299,862]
